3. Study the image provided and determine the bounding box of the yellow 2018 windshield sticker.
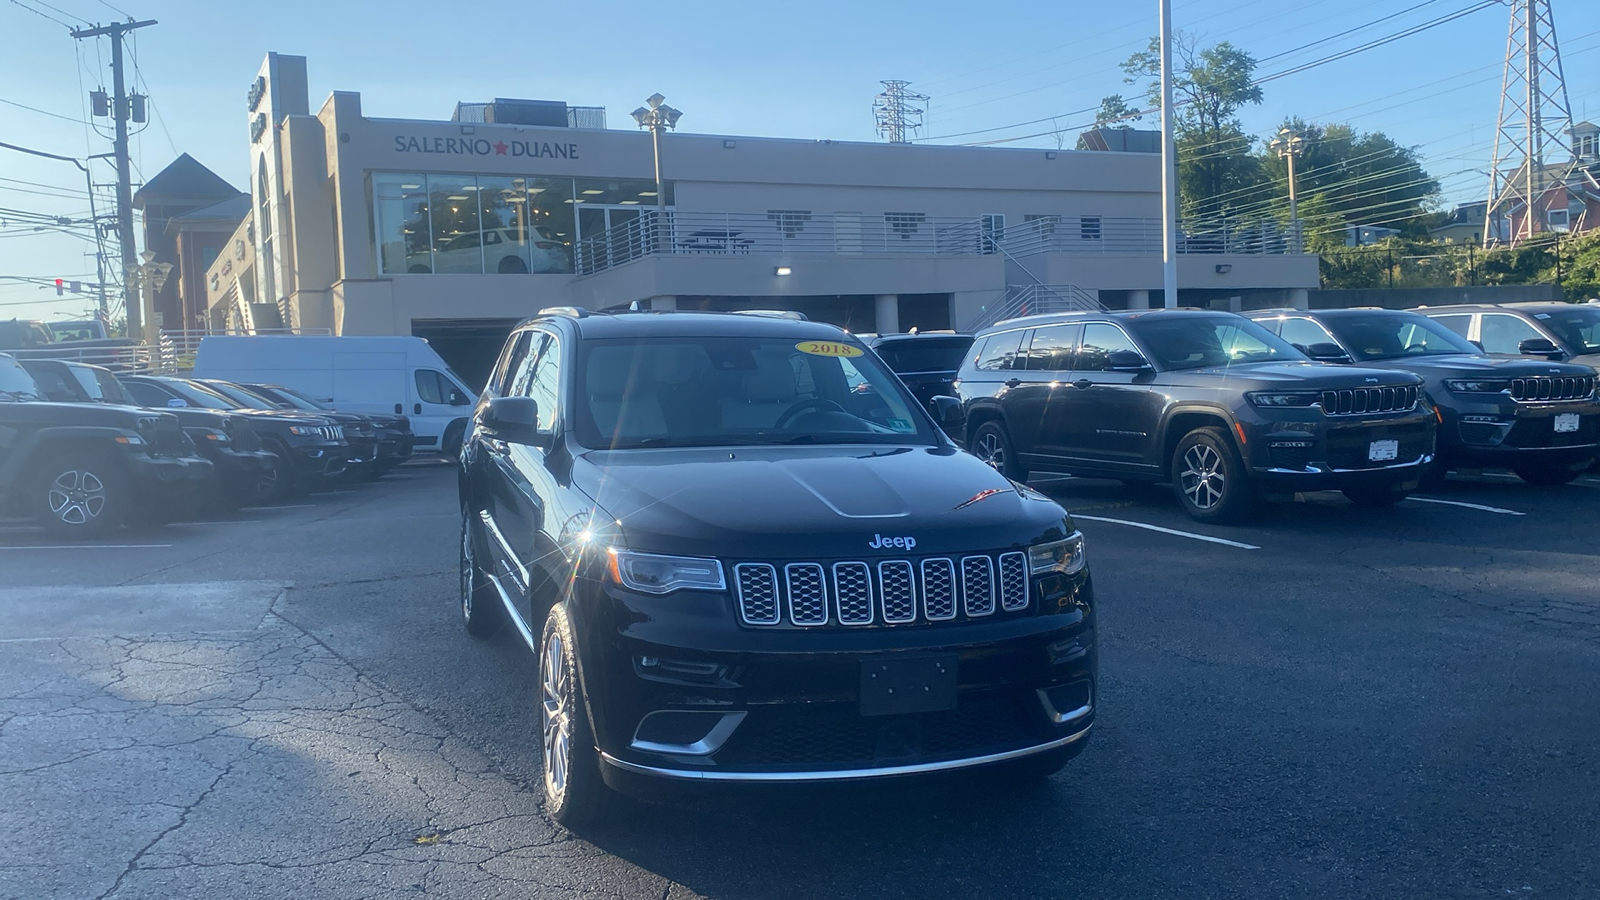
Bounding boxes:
[795,340,863,358]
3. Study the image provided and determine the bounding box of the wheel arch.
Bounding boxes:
[1160,406,1240,477]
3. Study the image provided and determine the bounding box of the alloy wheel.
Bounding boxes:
[48,469,107,526]
[976,432,1005,472]
[1180,444,1225,510]
[541,629,572,800]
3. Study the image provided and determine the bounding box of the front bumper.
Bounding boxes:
[285,440,348,481]
[376,433,415,467]
[1437,399,1600,468]
[1241,408,1436,492]
[125,451,214,485]
[572,570,1097,785]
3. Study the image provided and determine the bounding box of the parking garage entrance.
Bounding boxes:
[410,318,521,392]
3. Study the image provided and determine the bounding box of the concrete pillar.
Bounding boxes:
[874,293,899,334]
[1228,295,1243,313]
[1289,288,1309,310]
[1128,289,1151,310]
[649,295,677,311]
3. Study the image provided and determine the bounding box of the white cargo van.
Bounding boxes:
[193,336,476,453]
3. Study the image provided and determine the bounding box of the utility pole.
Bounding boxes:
[1159,0,1178,307]
[71,18,157,340]
[1270,127,1306,253]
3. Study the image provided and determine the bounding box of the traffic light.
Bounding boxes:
[55,278,64,297]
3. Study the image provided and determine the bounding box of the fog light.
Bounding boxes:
[1037,680,1093,725]
[630,710,746,756]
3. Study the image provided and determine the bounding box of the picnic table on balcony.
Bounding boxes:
[678,229,755,254]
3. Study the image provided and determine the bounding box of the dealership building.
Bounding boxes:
[207,53,1318,382]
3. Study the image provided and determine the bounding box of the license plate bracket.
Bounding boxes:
[1555,413,1580,433]
[859,654,958,716]
[1368,439,1400,461]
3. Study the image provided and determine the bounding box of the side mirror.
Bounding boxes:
[1104,349,1153,372]
[1517,337,1564,358]
[1304,342,1352,363]
[166,398,188,408]
[929,395,965,432]
[484,395,551,448]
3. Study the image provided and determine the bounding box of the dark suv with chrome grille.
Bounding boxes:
[458,309,1095,826]
[955,309,1437,521]
[1247,308,1600,486]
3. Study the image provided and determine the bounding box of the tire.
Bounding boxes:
[36,453,126,538]
[408,264,431,274]
[498,256,529,274]
[1514,464,1583,486]
[460,512,502,640]
[1417,460,1448,491]
[969,421,1028,481]
[260,441,304,500]
[539,603,612,828]
[1342,484,1410,508]
[441,420,467,461]
[1170,426,1256,524]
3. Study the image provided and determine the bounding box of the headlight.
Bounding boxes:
[288,425,319,435]
[607,549,726,594]
[1029,532,1086,576]
[1444,379,1511,394]
[1246,391,1321,408]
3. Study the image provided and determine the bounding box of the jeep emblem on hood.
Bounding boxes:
[869,534,917,550]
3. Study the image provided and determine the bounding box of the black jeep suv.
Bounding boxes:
[1,352,212,536]
[866,331,976,409]
[459,309,1096,825]
[240,383,415,475]
[1247,308,1600,485]
[956,310,1437,521]
[20,358,281,508]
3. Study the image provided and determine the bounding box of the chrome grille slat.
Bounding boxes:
[998,551,1029,612]
[961,556,995,617]
[1509,375,1595,402]
[1320,385,1417,416]
[734,563,779,625]
[832,562,874,625]
[785,563,828,625]
[878,560,917,623]
[921,558,957,621]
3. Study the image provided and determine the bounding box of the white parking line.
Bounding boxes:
[1071,514,1261,550]
[1406,496,1525,516]
[0,544,172,551]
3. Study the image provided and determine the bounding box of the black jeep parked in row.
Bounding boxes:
[1,352,212,536]
[119,375,349,495]
[459,309,1096,825]
[955,309,1438,522]
[239,382,415,475]
[20,358,281,508]
[1247,308,1600,486]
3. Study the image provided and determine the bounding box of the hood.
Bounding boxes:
[1345,354,1594,382]
[152,406,231,428]
[571,444,1073,559]
[1569,352,1600,374]
[229,409,332,426]
[0,399,149,428]
[1167,360,1423,388]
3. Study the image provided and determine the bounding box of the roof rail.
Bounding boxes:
[537,306,590,318]
[730,309,809,321]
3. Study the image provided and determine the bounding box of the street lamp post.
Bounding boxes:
[125,250,172,345]
[1270,127,1306,253]
[631,94,682,254]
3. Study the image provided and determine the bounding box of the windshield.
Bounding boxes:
[1537,307,1600,355]
[1322,313,1480,361]
[0,356,43,400]
[1127,316,1305,370]
[204,381,277,409]
[163,379,240,410]
[574,336,937,449]
[255,385,327,411]
[872,337,975,374]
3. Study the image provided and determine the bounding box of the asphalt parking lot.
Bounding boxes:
[3,463,1598,899]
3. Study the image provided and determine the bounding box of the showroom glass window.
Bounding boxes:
[426,175,482,274]
[373,174,432,275]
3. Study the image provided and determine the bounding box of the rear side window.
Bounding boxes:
[1074,324,1140,371]
[1430,314,1471,337]
[123,381,171,407]
[975,330,1026,371]
[29,368,76,401]
[1024,324,1081,371]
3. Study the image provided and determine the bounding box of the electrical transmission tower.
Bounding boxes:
[873,80,929,143]
[1485,0,1578,248]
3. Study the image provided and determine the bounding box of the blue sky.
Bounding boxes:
[3,0,1599,319]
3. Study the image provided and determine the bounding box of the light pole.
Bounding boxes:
[631,94,682,254]
[1158,0,1178,308]
[125,250,172,345]
[1270,127,1306,253]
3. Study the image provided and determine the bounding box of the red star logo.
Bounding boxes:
[494,140,508,155]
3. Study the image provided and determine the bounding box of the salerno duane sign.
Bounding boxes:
[393,135,580,160]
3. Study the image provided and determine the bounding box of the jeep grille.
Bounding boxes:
[1509,375,1594,402]
[734,552,1030,628]
[1321,385,1418,416]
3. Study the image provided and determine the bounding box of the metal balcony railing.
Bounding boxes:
[160,326,333,361]
[1001,216,1303,256]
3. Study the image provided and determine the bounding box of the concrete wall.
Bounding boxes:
[1309,284,1565,309]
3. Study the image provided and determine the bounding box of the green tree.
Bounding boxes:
[1094,95,1142,128]
[1122,34,1266,221]
[1259,119,1440,241]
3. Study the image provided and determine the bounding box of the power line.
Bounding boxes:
[5,0,72,28]
[1257,0,1449,63]
[0,95,94,125]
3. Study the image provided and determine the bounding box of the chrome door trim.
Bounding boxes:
[478,509,529,589]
